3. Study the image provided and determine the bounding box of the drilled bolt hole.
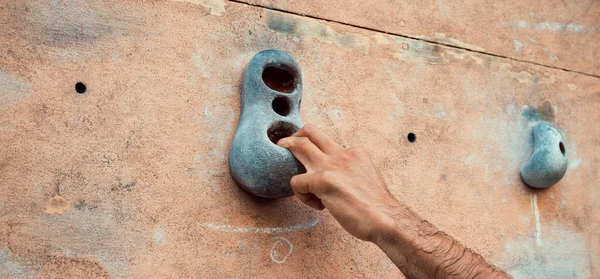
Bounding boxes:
[262,65,297,93]
[272,96,291,116]
[559,142,565,156]
[267,121,298,145]
[408,133,416,143]
[75,82,86,94]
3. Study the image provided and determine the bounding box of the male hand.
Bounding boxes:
[277,124,398,242]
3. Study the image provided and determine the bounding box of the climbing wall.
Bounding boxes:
[1,0,599,278]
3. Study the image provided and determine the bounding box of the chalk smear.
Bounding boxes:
[199,218,319,234]
[270,236,293,264]
[514,21,594,33]
[531,194,542,246]
[568,159,582,169]
[513,40,523,53]
[504,224,590,278]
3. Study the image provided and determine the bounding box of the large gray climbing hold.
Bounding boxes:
[229,50,305,198]
[520,122,568,189]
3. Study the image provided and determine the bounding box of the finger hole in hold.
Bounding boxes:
[559,142,565,156]
[262,65,298,93]
[268,121,299,145]
[272,96,291,116]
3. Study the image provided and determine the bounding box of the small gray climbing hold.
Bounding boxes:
[520,122,568,189]
[229,50,305,198]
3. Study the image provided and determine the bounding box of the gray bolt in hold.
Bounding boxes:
[229,50,305,198]
[520,122,568,189]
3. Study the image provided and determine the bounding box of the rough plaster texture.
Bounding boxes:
[242,0,600,76]
[229,50,305,198]
[520,122,568,189]
[0,0,599,278]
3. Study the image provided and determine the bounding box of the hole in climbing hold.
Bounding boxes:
[267,121,299,145]
[559,142,565,156]
[408,133,416,143]
[75,82,86,94]
[272,96,291,116]
[262,65,297,93]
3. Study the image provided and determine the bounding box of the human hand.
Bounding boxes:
[277,124,399,242]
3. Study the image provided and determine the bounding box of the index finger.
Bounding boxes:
[277,136,327,169]
[293,124,342,154]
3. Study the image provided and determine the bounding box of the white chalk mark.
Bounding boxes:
[513,40,523,53]
[569,159,582,169]
[512,21,593,33]
[531,194,542,246]
[199,218,319,234]
[270,236,293,264]
[153,227,165,245]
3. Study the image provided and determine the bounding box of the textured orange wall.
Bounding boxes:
[0,0,598,278]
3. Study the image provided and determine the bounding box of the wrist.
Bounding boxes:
[371,199,438,250]
[369,198,406,247]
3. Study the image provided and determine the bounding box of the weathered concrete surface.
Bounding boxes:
[0,0,599,278]
[242,0,600,76]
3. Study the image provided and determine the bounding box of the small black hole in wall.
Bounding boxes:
[559,142,565,156]
[272,96,291,116]
[75,82,86,94]
[262,65,297,93]
[267,121,299,144]
[408,133,416,143]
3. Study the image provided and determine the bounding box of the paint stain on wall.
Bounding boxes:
[0,249,26,278]
[390,35,490,66]
[175,0,226,16]
[0,70,31,110]
[262,11,370,54]
[372,33,390,45]
[497,63,555,84]
[37,256,110,278]
[45,194,70,214]
[522,100,558,123]
[25,1,127,45]
[391,36,444,64]
[442,48,486,65]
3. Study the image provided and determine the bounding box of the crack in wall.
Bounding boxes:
[230,0,600,79]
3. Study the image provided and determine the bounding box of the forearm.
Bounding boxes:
[373,202,510,279]
[277,124,510,278]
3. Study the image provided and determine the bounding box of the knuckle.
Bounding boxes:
[319,170,336,185]
[297,137,311,147]
[348,146,366,156]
